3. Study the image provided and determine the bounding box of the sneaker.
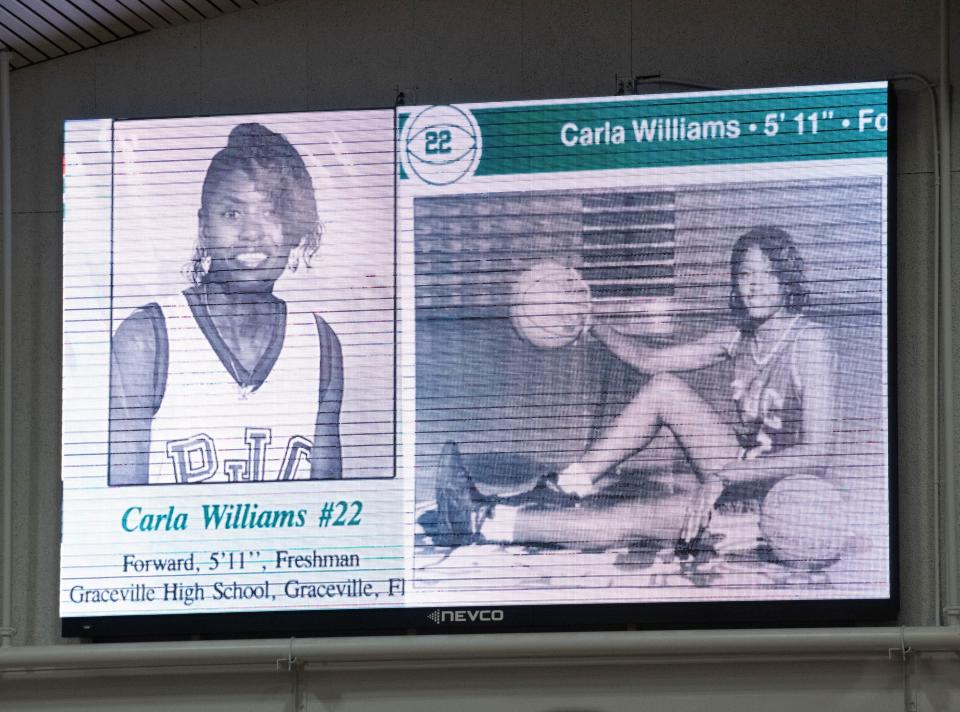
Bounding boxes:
[434,442,487,547]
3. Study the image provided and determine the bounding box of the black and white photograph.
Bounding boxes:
[104,113,397,486]
[413,177,888,601]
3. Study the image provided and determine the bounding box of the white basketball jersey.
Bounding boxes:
[148,293,320,484]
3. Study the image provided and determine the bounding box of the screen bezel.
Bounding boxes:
[60,84,900,640]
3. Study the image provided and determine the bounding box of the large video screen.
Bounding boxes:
[61,82,894,637]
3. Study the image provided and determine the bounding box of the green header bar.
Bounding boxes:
[401,87,888,179]
[476,88,887,175]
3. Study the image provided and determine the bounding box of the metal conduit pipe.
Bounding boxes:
[938,0,958,629]
[0,49,13,649]
[0,627,959,673]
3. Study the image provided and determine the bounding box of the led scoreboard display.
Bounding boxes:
[61,82,896,638]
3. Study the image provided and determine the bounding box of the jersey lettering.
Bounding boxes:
[279,436,312,480]
[223,460,248,482]
[167,433,218,484]
[166,427,312,482]
[246,428,271,481]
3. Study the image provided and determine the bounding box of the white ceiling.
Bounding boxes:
[0,0,283,69]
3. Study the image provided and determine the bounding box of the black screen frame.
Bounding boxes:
[61,84,900,641]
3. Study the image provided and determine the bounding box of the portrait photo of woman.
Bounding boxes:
[106,117,396,486]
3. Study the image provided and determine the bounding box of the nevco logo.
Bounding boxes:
[427,609,505,624]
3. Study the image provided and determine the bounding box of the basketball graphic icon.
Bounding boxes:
[400,105,482,186]
[760,475,850,570]
[510,261,592,349]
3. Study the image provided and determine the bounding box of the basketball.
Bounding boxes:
[759,475,849,570]
[510,261,591,349]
